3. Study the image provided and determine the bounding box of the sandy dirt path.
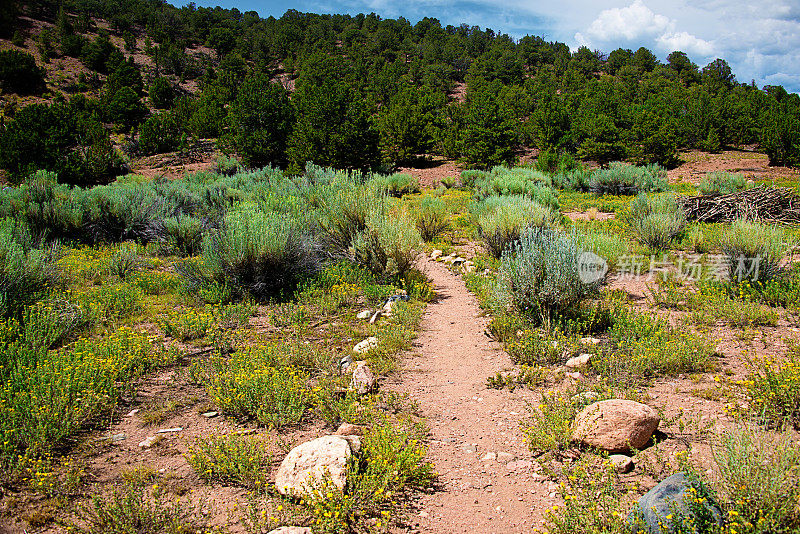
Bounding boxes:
[389,258,551,533]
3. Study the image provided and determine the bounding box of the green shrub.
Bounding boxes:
[415,196,450,241]
[460,169,490,188]
[372,172,421,197]
[205,347,311,427]
[76,482,201,534]
[161,215,204,256]
[737,349,800,428]
[213,155,244,176]
[315,184,374,256]
[474,195,559,258]
[108,243,139,279]
[0,218,59,317]
[107,86,147,131]
[19,171,84,241]
[497,227,603,326]
[624,193,686,249]
[0,50,45,94]
[719,219,793,283]
[589,162,668,195]
[149,77,174,109]
[200,210,318,300]
[0,327,161,464]
[552,169,589,191]
[186,434,270,489]
[592,307,716,379]
[472,166,557,205]
[354,208,421,278]
[713,427,800,532]
[138,112,182,155]
[83,184,164,243]
[698,172,748,196]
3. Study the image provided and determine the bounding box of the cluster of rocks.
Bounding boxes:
[430,249,476,273]
[356,292,408,325]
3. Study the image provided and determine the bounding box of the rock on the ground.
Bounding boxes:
[496,451,515,463]
[581,337,602,344]
[335,423,363,436]
[609,454,634,473]
[481,452,497,461]
[275,436,356,496]
[572,399,660,453]
[566,353,592,368]
[353,336,378,354]
[139,436,159,448]
[629,473,722,533]
[356,310,372,320]
[430,250,443,260]
[350,361,376,394]
[267,528,313,534]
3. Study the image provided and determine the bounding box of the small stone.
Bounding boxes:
[353,336,379,354]
[201,411,219,418]
[565,371,583,380]
[430,250,443,260]
[496,452,515,463]
[111,433,126,442]
[335,423,363,436]
[571,391,599,403]
[350,361,376,394]
[566,354,592,368]
[418,511,429,518]
[369,310,382,324]
[580,337,601,344]
[609,454,634,473]
[356,310,372,320]
[267,527,313,534]
[339,435,362,454]
[157,427,183,433]
[481,452,497,461]
[452,257,466,265]
[462,443,478,454]
[506,460,532,471]
[126,409,139,417]
[139,436,160,448]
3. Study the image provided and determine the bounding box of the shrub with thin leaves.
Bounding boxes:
[200,209,318,300]
[0,218,59,317]
[719,219,793,283]
[371,172,420,197]
[161,215,204,256]
[186,434,270,489]
[474,196,559,258]
[108,243,140,280]
[354,207,420,278]
[698,171,748,196]
[497,227,603,326]
[589,162,668,195]
[415,196,450,241]
[624,193,686,249]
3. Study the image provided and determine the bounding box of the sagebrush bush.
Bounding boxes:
[372,172,421,197]
[315,184,374,256]
[589,162,668,195]
[161,215,204,256]
[624,193,686,249]
[108,243,140,279]
[0,218,60,317]
[698,171,748,196]
[497,227,603,326]
[20,171,84,241]
[415,195,450,241]
[474,195,559,258]
[83,184,165,243]
[354,207,420,278]
[738,349,800,428]
[200,210,318,300]
[719,219,793,283]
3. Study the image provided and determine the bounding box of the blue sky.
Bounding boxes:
[185,0,800,92]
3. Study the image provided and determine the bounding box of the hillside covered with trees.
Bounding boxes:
[1,0,799,185]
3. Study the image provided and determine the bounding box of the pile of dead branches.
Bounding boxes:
[678,185,800,224]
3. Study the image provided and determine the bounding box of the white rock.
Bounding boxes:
[581,337,602,344]
[609,454,634,473]
[430,250,443,260]
[566,354,592,368]
[275,436,355,496]
[350,361,376,394]
[201,411,219,418]
[353,337,379,354]
[157,427,183,433]
[139,436,159,448]
[126,409,139,417]
[452,257,466,265]
[356,310,372,320]
[481,452,497,462]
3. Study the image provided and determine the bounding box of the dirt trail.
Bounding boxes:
[390,258,550,533]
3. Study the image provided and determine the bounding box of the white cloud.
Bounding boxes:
[583,0,670,42]
[656,31,714,56]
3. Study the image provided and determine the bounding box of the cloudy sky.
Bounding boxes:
[187,0,800,92]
